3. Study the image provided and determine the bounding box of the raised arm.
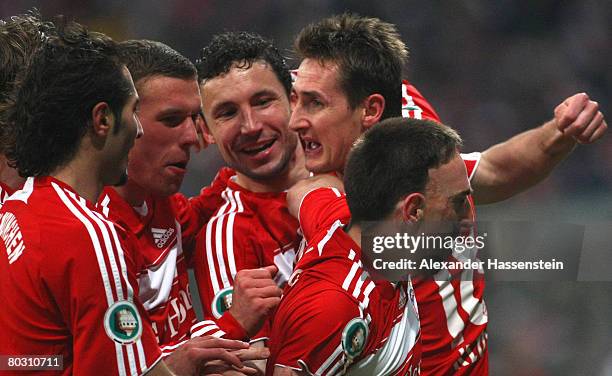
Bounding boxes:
[471,92,607,204]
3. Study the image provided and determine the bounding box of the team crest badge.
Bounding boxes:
[341,318,369,360]
[104,301,142,344]
[211,287,233,319]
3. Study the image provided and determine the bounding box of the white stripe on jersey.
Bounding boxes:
[0,186,7,208]
[99,194,111,217]
[326,354,346,376]
[53,184,118,304]
[435,276,464,339]
[191,320,217,331]
[316,343,343,375]
[66,190,127,302]
[317,220,344,256]
[211,330,226,338]
[52,183,129,375]
[51,183,146,375]
[348,249,356,261]
[214,190,234,289]
[225,190,240,279]
[352,272,367,299]
[191,324,220,336]
[206,187,245,295]
[205,189,232,294]
[359,281,376,311]
[126,345,138,376]
[460,152,482,181]
[342,262,360,290]
[205,213,221,294]
[136,340,147,375]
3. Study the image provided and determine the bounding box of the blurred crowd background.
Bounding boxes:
[2,1,610,374]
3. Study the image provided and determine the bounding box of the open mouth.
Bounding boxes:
[168,161,188,170]
[301,137,321,152]
[241,139,276,155]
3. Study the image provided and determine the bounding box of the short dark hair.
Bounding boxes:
[118,39,196,88]
[295,13,407,120]
[6,18,133,177]
[0,9,55,154]
[196,31,291,96]
[344,117,462,223]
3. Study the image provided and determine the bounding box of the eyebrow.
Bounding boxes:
[211,89,279,111]
[297,89,327,101]
[156,107,198,118]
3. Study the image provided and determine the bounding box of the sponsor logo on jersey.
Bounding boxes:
[104,300,143,344]
[342,317,369,360]
[211,287,233,319]
[0,212,25,264]
[151,227,175,249]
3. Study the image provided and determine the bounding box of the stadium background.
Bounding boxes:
[2,1,610,374]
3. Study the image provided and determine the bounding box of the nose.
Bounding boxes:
[240,108,263,135]
[179,115,199,150]
[135,113,144,139]
[289,104,308,133]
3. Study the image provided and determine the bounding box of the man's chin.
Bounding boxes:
[237,160,291,181]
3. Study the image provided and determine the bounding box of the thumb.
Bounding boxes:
[262,264,278,278]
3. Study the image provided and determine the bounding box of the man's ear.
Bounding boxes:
[361,93,385,131]
[91,102,114,137]
[396,192,425,223]
[201,116,216,145]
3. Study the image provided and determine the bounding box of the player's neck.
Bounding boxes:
[51,157,104,204]
[113,179,147,207]
[234,171,292,193]
[0,155,25,190]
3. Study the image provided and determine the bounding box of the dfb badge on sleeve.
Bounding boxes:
[211,287,234,319]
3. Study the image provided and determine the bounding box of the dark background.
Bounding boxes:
[2,1,611,374]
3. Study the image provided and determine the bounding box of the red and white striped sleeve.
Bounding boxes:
[191,187,251,341]
[51,183,162,375]
[171,168,232,253]
[269,279,361,375]
[298,187,350,243]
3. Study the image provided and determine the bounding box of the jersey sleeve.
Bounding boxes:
[172,167,231,252]
[402,81,442,122]
[190,213,259,342]
[298,187,351,243]
[48,211,161,374]
[268,278,361,375]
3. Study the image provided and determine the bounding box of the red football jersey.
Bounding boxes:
[98,172,227,356]
[0,177,161,375]
[268,188,422,376]
[402,81,441,122]
[192,168,301,342]
[402,82,488,375]
[0,180,15,208]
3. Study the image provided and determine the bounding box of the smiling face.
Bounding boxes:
[200,60,296,181]
[126,75,202,197]
[289,58,364,174]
